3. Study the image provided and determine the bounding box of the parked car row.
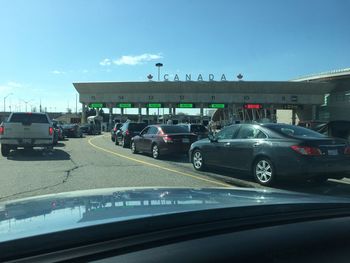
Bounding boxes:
[54,120,102,141]
[111,122,350,187]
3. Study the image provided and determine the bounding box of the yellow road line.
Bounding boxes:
[87,136,231,187]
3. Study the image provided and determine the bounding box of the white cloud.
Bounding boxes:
[113,53,162,66]
[0,81,25,93]
[51,70,66,74]
[99,58,112,66]
[0,85,12,94]
[7,81,22,88]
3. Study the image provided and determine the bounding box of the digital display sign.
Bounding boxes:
[147,103,162,108]
[244,104,263,109]
[117,103,133,108]
[209,103,225,108]
[178,103,194,108]
[89,103,105,108]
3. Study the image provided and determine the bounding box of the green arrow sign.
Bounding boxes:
[89,103,104,108]
[147,103,162,108]
[209,103,225,108]
[117,103,133,108]
[178,103,194,108]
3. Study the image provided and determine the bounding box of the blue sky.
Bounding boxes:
[0,0,349,112]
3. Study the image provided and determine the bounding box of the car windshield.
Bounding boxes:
[161,125,190,134]
[1,0,350,250]
[267,124,327,138]
[9,113,48,124]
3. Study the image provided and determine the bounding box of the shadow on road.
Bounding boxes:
[199,166,350,198]
[54,142,66,148]
[273,179,350,198]
[161,154,189,163]
[6,149,71,161]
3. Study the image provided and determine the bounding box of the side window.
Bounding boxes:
[215,126,238,140]
[255,130,267,139]
[140,127,150,135]
[147,127,158,135]
[236,126,267,139]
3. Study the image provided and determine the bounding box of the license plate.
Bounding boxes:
[23,139,31,144]
[328,149,338,156]
[182,138,190,143]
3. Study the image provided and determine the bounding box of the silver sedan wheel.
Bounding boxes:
[152,145,159,159]
[193,151,203,170]
[131,142,137,153]
[255,160,272,183]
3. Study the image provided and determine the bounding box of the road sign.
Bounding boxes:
[178,103,193,108]
[244,104,262,109]
[147,103,162,108]
[209,103,225,108]
[89,103,105,108]
[117,103,133,108]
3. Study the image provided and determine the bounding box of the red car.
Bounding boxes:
[131,125,197,159]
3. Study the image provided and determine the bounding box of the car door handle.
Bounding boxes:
[224,143,231,147]
[253,143,260,147]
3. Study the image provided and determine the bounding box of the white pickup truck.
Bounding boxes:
[0,112,54,157]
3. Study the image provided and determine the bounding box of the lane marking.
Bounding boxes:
[87,136,231,187]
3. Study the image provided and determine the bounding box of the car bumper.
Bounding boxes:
[0,138,53,147]
[160,143,192,155]
[276,155,350,179]
[64,131,79,137]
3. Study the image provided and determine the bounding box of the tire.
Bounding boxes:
[111,136,115,142]
[152,144,160,159]
[253,158,275,186]
[131,141,138,154]
[192,149,206,171]
[121,137,127,148]
[1,144,10,157]
[115,137,119,145]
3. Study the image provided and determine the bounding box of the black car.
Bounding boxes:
[189,123,350,186]
[111,123,123,142]
[313,120,350,141]
[178,123,209,140]
[62,124,83,138]
[115,122,147,148]
[80,123,101,135]
[131,125,197,159]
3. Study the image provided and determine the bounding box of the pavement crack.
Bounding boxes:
[62,158,82,183]
[0,159,83,201]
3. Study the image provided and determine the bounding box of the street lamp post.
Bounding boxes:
[155,63,163,122]
[3,93,13,112]
[21,99,34,112]
[155,63,163,81]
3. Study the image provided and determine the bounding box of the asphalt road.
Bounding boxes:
[0,134,230,202]
[1,133,350,202]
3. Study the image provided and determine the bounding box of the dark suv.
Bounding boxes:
[178,124,209,140]
[115,122,147,148]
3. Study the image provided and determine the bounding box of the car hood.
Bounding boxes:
[0,187,348,242]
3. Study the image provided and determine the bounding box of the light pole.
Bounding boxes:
[21,99,34,112]
[3,93,13,112]
[155,63,163,81]
[155,63,163,122]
